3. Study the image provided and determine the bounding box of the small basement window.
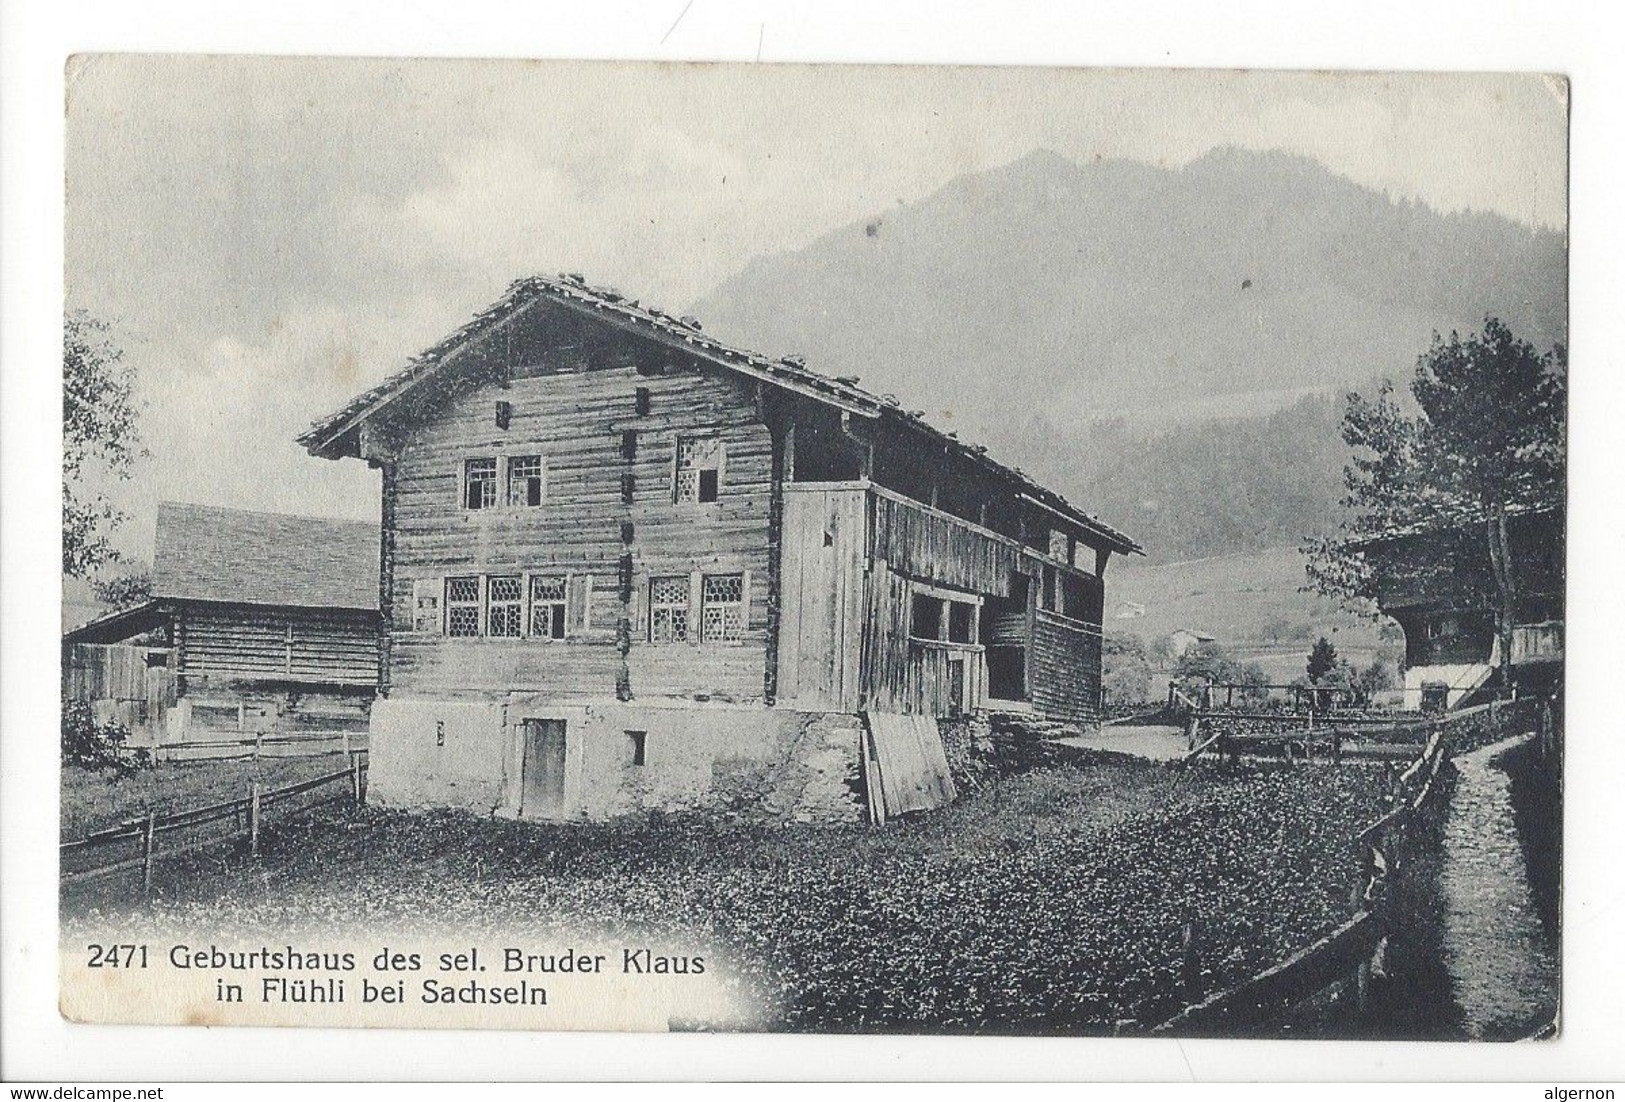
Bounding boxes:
[649,576,691,643]
[530,575,567,640]
[674,436,723,503]
[507,455,545,507]
[464,458,498,510]
[487,575,524,637]
[445,576,481,637]
[701,574,745,642]
[911,594,946,640]
[627,730,648,767]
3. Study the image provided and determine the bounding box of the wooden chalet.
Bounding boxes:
[63,502,380,746]
[1353,502,1563,710]
[300,273,1141,820]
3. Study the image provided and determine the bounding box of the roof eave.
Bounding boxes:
[297,273,1144,554]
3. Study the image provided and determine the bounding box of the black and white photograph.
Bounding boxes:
[6,3,1620,1080]
[48,54,1572,1044]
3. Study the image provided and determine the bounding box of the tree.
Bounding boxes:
[1356,658,1396,700]
[92,568,152,610]
[1146,633,1175,671]
[1173,640,1266,701]
[1103,632,1154,705]
[1306,637,1338,683]
[1306,318,1565,671]
[64,312,144,578]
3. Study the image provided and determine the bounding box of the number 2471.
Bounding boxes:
[86,944,148,968]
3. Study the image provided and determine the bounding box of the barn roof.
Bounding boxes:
[297,273,1142,555]
[62,600,169,645]
[1345,500,1562,550]
[152,502,379,611]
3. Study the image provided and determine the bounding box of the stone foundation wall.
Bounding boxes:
[367,696,865,824]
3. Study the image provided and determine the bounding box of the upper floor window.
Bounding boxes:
[464,458,498,510]
[507,456,545,507]
[649,575,691,643]
[674,436,723,504]
[701,574,745,642]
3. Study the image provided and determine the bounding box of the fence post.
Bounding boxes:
[351,752,365,806]
[249,781,262,857]
[140,810,157,898]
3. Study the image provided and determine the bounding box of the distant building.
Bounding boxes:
[62,502,380,746]
[1353,503,1563,710]
[1167,628,1217,660]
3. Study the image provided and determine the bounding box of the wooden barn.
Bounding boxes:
[1353,502,1563,710]
[62,502,380,750]
[300,273,1140,820]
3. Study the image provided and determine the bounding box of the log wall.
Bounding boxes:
[379,339,773,704]
[176,604,378,687]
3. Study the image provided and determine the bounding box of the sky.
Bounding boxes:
[64,56,1568,567]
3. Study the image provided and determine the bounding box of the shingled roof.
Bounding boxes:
[298,273,1142,555]
[152,502,379,611]
[1345,499,1562,550]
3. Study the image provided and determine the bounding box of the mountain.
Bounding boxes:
[694,147,1564,432]
[688,147,1565,560]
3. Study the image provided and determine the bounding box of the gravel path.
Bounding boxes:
[1437,732,1559,1039]
[1051,725,1190,761]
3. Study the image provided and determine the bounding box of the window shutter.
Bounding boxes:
[741,569,754,632]
[568,574,589,634]
[411,579,441,634]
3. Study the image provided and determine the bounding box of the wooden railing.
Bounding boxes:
[61,753,368,898]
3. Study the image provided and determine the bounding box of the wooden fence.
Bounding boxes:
[1147,698,1540,1036]
[1173,688,1534,765]
[148,729,369,763]
[60,752,368,897]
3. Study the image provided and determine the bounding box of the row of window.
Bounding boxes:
[424,572,746,643]
[442,574,568,639]
[462,435,724,512]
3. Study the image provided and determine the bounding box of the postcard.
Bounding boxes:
[58,56,1566,1041]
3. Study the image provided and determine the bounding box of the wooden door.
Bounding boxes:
[520,719,567,818]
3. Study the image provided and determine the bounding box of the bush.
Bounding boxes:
[61,699,147,772]
[1103,632,1155,704]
